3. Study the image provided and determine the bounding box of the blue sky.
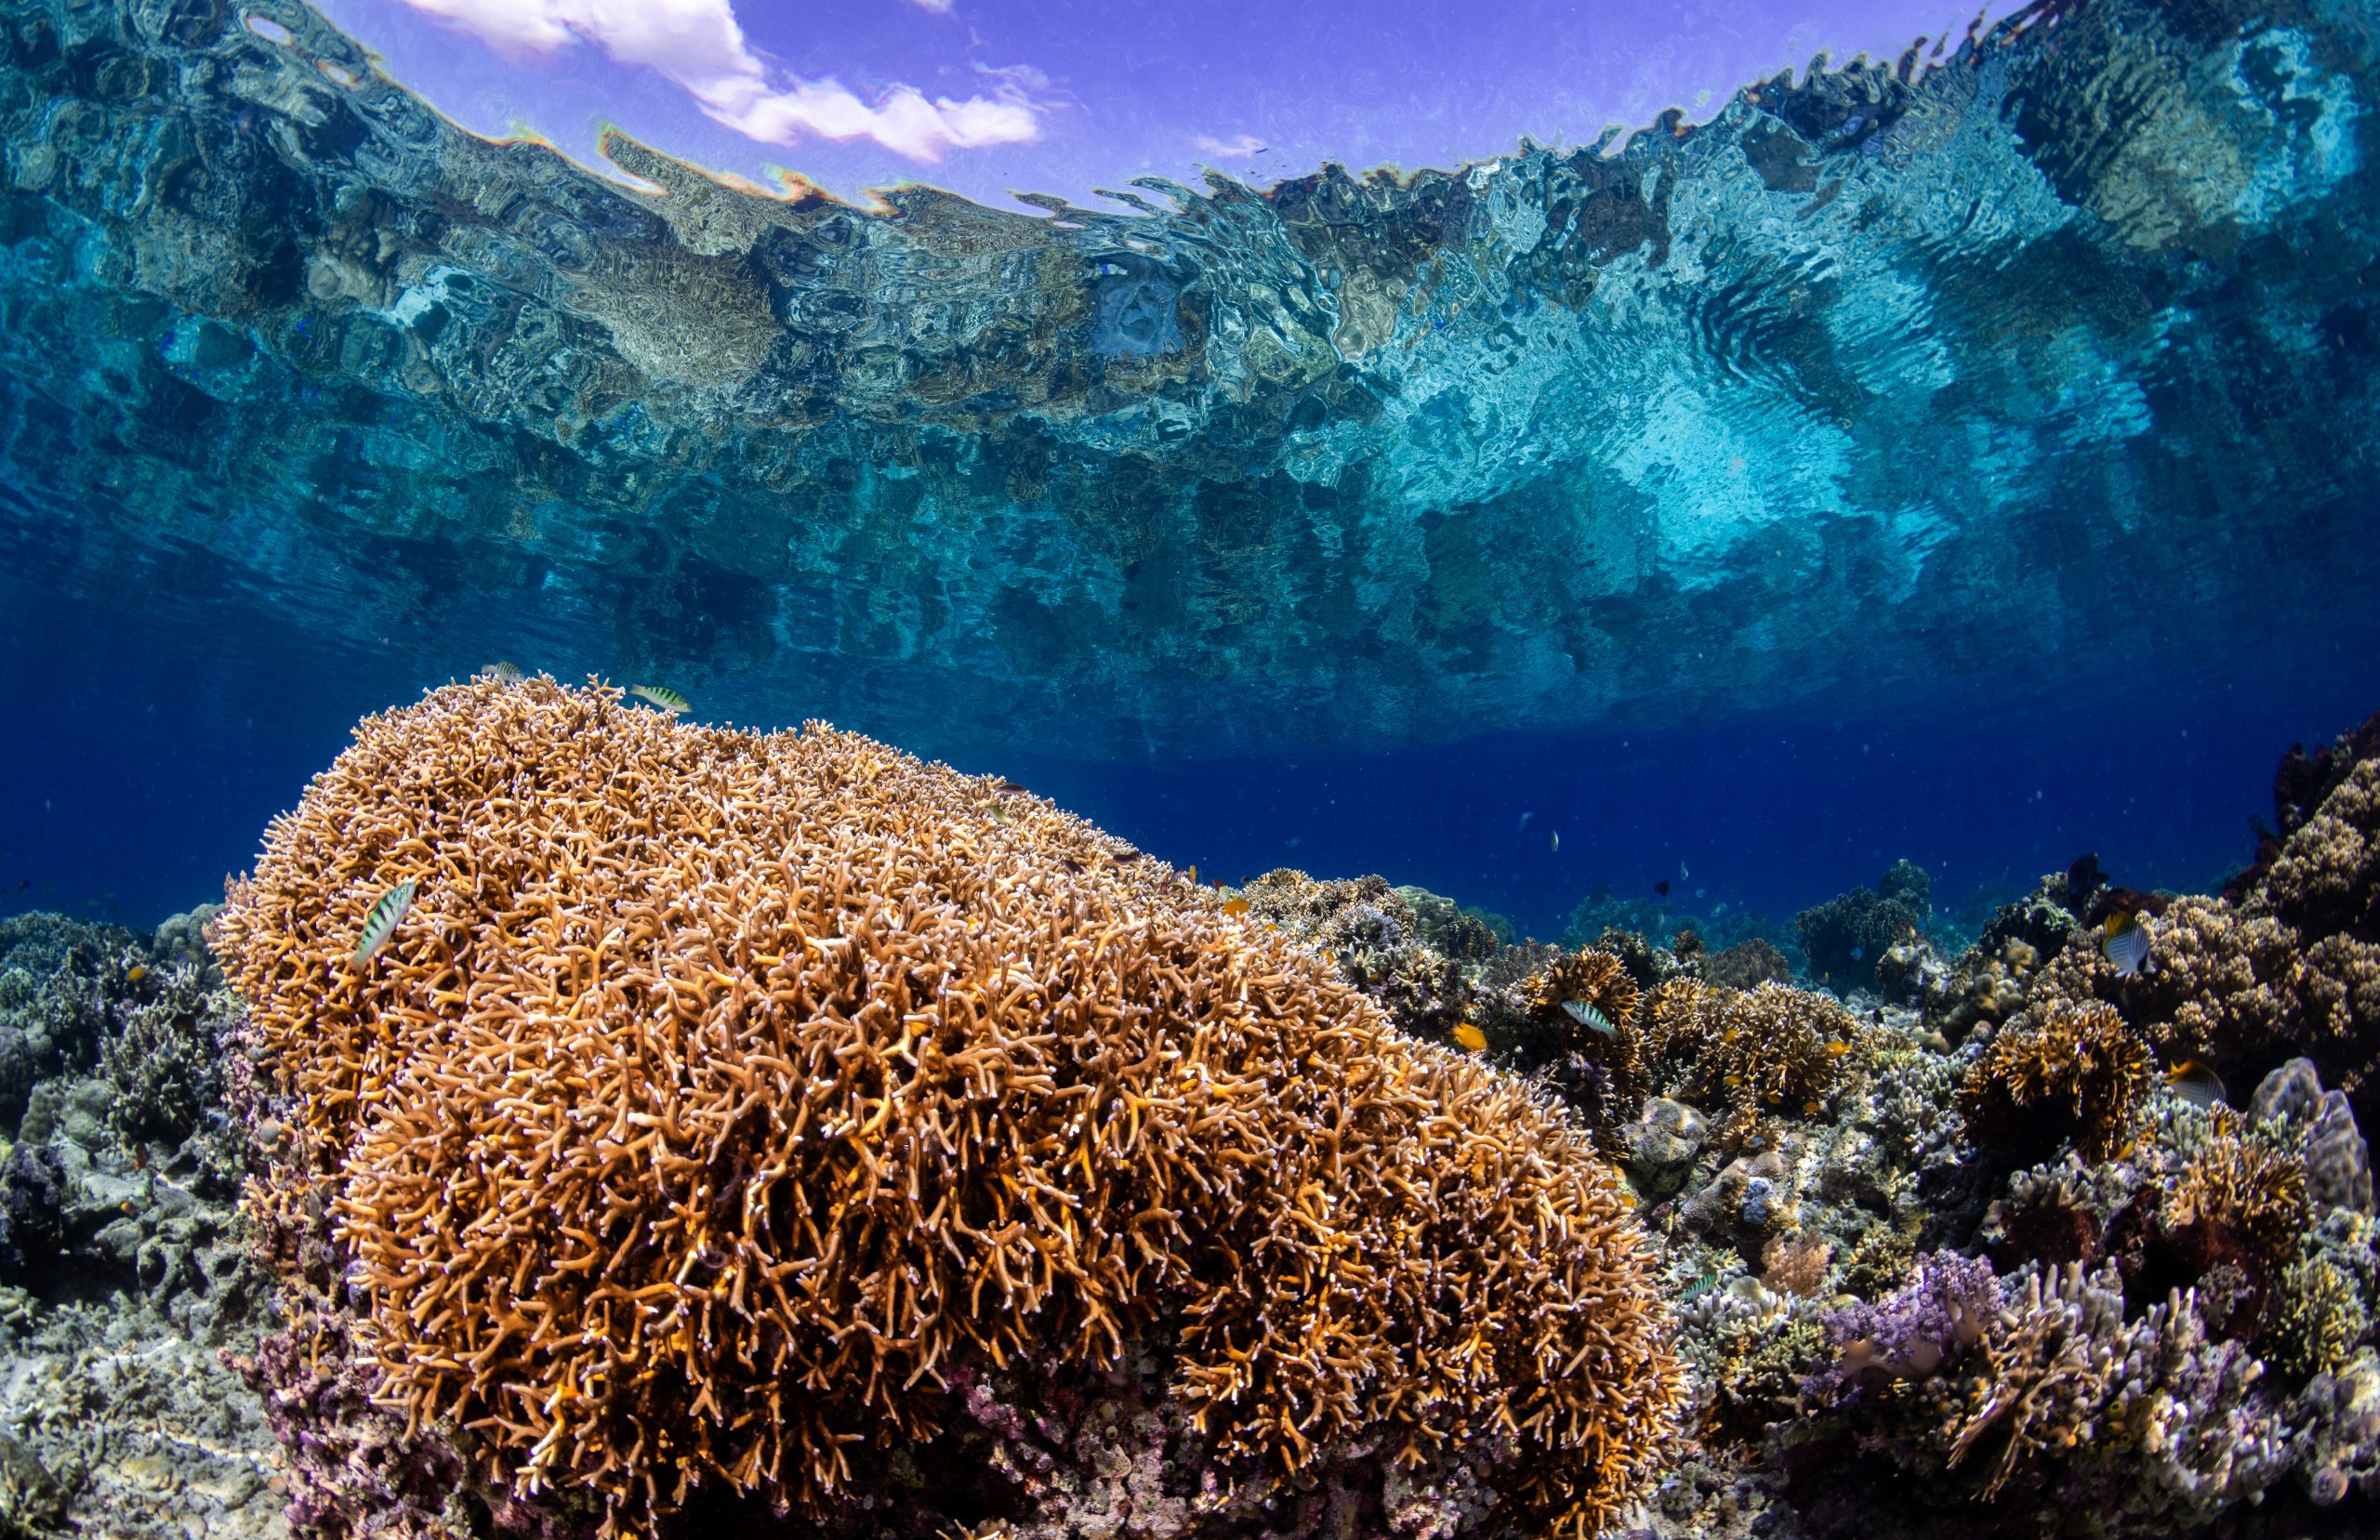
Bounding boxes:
[314,0,2011,210]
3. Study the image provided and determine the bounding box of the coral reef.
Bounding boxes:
[1880,860,1934,922]
[1250,717,2380,1539]
[1794,875,1926,993]
[1960,1001,2156,1164]
[1706,938,1792,992]
[0,911,282,1540]
[214,679,1684,1537]
[2228,708,2380,902]
[2016,755,2380,1129]
[1646,981,1864,1137]
[1394,886,1513,960]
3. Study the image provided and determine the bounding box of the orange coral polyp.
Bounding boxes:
[214,678,1683,1536]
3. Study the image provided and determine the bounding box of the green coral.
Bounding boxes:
[2269,1257,2372,1381]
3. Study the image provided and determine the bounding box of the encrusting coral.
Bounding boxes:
[211,678,1684,1539]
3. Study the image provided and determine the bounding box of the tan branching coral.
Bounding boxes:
[1760,1233,1834,1297]
[1960,1003,2155,1163]
[213,679,1683,1538]
[1646,981,1858,1136]
[2156,1111,2308,1272]
[2018,758,2380,1124]
[1525,947,1644,1033]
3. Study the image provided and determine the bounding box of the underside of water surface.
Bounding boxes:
[1,0,2375,817]
[6,0,2380,1533]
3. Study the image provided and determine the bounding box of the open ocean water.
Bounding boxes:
[3,0,2380,1535]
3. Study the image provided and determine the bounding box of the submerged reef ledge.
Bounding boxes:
[4,0,2379,751]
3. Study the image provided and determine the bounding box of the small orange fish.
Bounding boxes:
[1826,1041,1850,1057]
[1222,897,1250,917]
[1187,863,1197,886]
[126,965,148,983]
[1452,1022,1488,1052]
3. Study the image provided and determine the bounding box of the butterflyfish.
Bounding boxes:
[1560,1000,1615,1035]
[1452,1021,1488,1052]
[1221,897,1251,917]
[2165,1060,2228,1110]
[630,683,690,716]
[355,880,418,962]
[2102,911,2151,976]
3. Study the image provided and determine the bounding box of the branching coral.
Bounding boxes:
[1793,886,1923,992]
[1523,947,1644,1033]
[2268,1257,2369,1381]
[1945,1263,2294,1516]
[97,957,239,1152]
[2157,1111,2310,1270]
[2017,757,2380,1128]
[1720,984,1861,1120]
[1704,939,1792,992]
[1647,981,1859,1136]
[1960,1002,2155,1164]
[213,679,1684,1538]
[1509,949,1649,1142]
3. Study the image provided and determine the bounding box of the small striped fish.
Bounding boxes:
[2165,1060,2228,1110]
[630,683,690,716]
[1561,999,1616,1035]
[2102,911,2151,976]
[354,880,417,962]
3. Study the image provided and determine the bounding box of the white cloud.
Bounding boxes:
[1192,134,1266,158]
[403,0,1040,160]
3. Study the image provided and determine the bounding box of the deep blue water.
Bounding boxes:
[7,567,2373,940]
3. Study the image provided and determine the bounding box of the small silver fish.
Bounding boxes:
[630,683,690,716]
[2102,911,2151,976]
[476,661,522,683]
[2165,1060,2228,1110]
[1561,999,1615,1035]
[1516,810,1534,834]
[1551,829,1560,852]
[355,880,417,962]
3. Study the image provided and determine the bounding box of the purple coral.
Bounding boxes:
[1815,1251,1998,1392]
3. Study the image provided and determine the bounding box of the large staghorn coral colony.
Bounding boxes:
[207,678,1683,1538]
